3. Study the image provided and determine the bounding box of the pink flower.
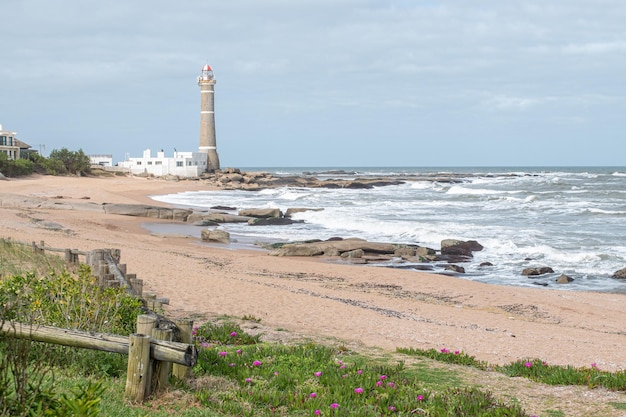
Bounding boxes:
[388,405,397,411]
[417,395,424,401]
[314,371,322,377]
[230,331,237,337]
[314,410,321,415]
[219,351,227,357]
[236,349,242,354]
[339,365,346,369]
[341,374,348,378]
[387,382,395,388]
[309,392,317,398]
[379,375,387,380]
[356,369,363,375]
[253,360,262,367]
[525,362,532,368]
[354,387,364,394]
[229,363,235,367]
[192,327,198,336]
[376,381,383,387]
[200,342,210,348]
[245,378,252,383]
[440,348,450,354]
[330,403,339,409]
[591,362,600,370]
[454,350,460,355]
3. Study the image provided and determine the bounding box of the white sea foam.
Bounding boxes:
[151,167,626,293]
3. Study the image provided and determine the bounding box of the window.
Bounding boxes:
[136,161,142,165]
[176,161,183,167]
[155,161,162,165]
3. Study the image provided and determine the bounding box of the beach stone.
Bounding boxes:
[556,274,574,284]
[248,217,297,226]
[611,267,626,279]
[416,246,436,257]
[239,208,283,218]
[341,249,364,258]
[187,212,252,223]
[284,207,324,218]
[394,247,416,258]
[480,262,494,267]
[522,267,555,276]
[445,264,465,273]
[440,239,484,257]
[201,229,230,244]
[270,244,324,257]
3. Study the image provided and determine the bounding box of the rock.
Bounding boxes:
[394,247,416,258]
[200,229,230,244]
[284,207,324,218]
[522,267,555,276]
[102,204,192,221]
[556,274,574,284]
[238,208,283,218]
[269,238,396,257]
[445,265,465,273]
[532,281,549,286]
[192,220,220,226]
[415,247,436,257]
[341,249,364,258]
[186,212,252,224]
[270,244,324,257]
[612,267,626,279]
[440,239,484,257]
[248,217,297,226]
[211,205,237,211]
[480,262,494,267]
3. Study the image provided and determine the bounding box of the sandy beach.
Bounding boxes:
[1,174,625,373]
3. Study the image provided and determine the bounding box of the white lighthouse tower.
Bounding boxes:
[197,64,220,171]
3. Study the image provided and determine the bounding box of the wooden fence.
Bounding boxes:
[0,238,195,402]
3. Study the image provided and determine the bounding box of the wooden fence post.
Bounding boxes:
[172,319,193,380]
[125,334,152,403]
[152,328,173,393]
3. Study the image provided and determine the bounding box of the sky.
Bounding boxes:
[1,1,625,167]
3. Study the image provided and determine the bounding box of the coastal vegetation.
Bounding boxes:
[1,240,624,416]
[0,147,91,177]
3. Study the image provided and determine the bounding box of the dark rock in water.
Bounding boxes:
[441,239,484,257]
[211,205,237,211]
[445,265,465,273]
[522,267,554,276]
[611,267,626,279]
[248,217,298,226]
[480,262,494,267]
[556,274,574,284]
[239,208,283,218]
[532,281,549,287]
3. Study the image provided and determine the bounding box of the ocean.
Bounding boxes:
[150,167,626,293]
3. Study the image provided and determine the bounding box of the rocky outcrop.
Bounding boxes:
[440,239,484,257]
[522,267,555,276]
[201,229,230,244]
[269,238,397,257]
[102,204,192,221]
[239,208,282,218]
[612,267,626,279]
[445,265,465,273]
[186,212,252,224]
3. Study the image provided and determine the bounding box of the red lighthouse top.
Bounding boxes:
[199,64,214,82]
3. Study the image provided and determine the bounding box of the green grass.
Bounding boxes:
[397,347,626,392]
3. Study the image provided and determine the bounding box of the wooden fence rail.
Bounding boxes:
[0,322,197,367]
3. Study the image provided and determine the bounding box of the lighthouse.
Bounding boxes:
[197,64,220,171]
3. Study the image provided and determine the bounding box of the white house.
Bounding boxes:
[0,124,31,160]
[118,149,208,177]
[89,154,114,167]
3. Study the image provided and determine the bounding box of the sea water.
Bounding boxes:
[151,167,626,293]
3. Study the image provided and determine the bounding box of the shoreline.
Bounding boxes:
[0,174,625,372]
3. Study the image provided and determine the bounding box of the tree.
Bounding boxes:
[47,148,91,176]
